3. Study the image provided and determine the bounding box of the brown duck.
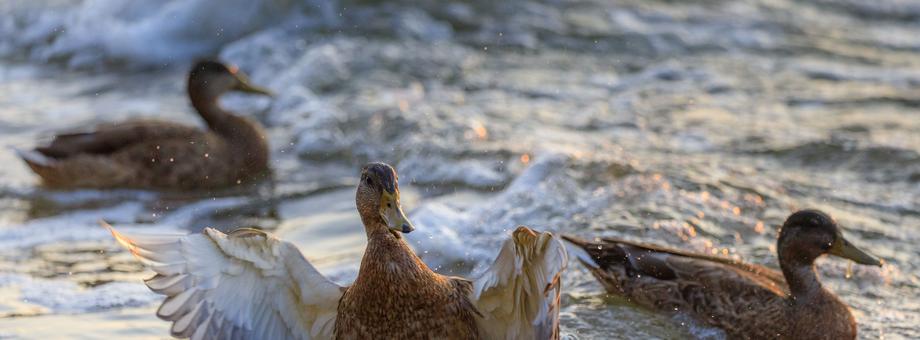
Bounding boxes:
[564,210,882,340]
[105,162,568,339]
[18,60,272,190]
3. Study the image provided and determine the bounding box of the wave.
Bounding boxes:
[1,0,336,68]
[754,139,920,183]
[0,273,158,314]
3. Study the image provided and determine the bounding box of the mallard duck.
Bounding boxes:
[18,60,272,190]
[563,210,882,340]
[105,162,568,339]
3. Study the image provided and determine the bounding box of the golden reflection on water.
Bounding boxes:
[472,120,488,140]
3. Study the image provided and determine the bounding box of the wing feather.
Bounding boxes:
[104,223,343,340]
[36,120,202,159]
[145,273,189,295]
[471,226,568,340]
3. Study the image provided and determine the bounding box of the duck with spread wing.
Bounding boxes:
[105,162,567,339]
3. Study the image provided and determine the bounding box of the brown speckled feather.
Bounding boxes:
[334,229,480,340]
[34,119,200,158]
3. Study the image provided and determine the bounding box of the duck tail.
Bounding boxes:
[13,148,62,186]
[15,148,58,175]
[562,235,636,295]
[560,234,616,269]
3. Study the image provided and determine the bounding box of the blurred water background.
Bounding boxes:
[0,0,918,338]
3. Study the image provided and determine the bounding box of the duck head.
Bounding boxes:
[187,60,273,100]
[777,209,882,268]
[356,162,415,238]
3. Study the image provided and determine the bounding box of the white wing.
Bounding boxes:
[105,224,344,340]
[471,226,568,340]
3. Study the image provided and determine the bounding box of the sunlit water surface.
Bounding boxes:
[1,0,918,339]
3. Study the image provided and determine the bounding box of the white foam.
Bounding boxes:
[0,198,211,253]
[0,273,158,314]
[406,202,489,269]
[400,157,508,189]
[406,154,574,268]
[156,196,250,226]
[3,0,338,68]
[0,203,145,250]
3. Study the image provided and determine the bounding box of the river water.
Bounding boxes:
[0,0,918,339]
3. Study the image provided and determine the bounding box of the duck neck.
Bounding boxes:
[189,91,233,131]
[780,258,825,302]
[354,222,435,289]
[190,88,266,145]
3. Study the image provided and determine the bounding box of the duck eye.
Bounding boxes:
[821,242,832,251]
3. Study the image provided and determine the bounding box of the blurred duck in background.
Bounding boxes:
[18,60,272,190]
[564,209,882,340]
[104,162,568,340]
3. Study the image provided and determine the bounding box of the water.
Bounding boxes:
[1,0,918,339]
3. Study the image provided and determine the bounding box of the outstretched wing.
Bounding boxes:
[470,226,568,340]
[105,224,344,340]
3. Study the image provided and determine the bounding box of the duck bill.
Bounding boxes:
[380,191,415,235]
[233,73,274,97]
[829,234,883,266]
[236,81,273,97]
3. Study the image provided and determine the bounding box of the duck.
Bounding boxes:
[18,60,272,190]
[563,209,882,340]
[104,162,568,339]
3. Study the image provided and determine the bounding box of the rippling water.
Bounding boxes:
[1,0,918,339]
